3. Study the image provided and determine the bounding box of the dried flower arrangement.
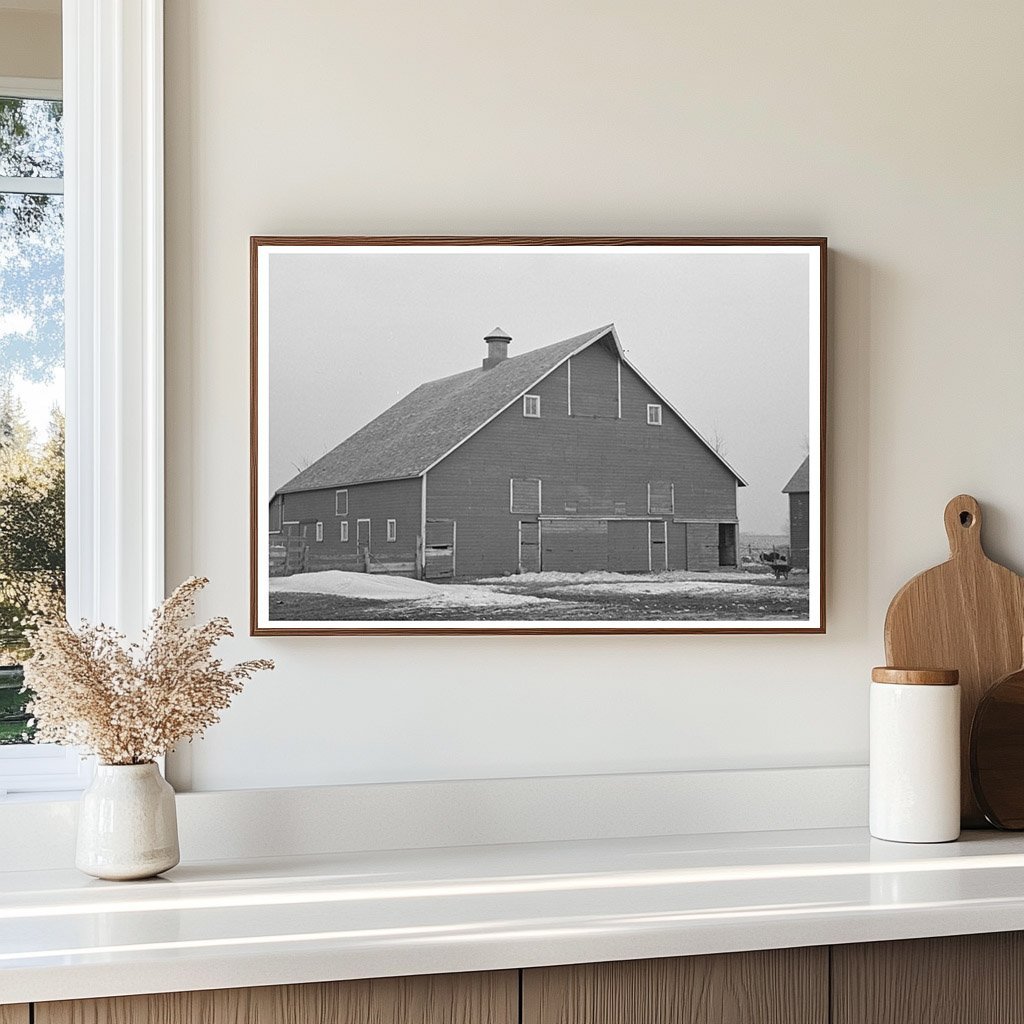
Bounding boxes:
[23,577,273,765]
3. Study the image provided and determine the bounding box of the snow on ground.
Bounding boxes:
[478,569,790,587]
[551,580,788,600]
[269,571,553,608]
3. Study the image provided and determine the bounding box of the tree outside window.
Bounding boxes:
[0,93,65,744]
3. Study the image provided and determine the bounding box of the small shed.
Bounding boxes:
[783,456,810,570]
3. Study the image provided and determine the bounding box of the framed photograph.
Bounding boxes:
[251,237,826,635]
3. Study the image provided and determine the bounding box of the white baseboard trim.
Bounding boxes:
[0,765,868,872]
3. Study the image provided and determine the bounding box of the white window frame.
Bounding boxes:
[335,488,348,515]
[387,518,397,542]
[340,521,349,542]
[0,1,166,799]
[523,393,540,418]
[647,403,663,426]
[315,521,324,542]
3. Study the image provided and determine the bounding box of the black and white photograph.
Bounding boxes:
[251,238,825,634]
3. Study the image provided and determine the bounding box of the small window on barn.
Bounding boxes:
[335,489,349,516]
[387,519,397,542]
[315,521,324,542]
[510,477,542,514]
[647,404,662,426]
[648,482,674,515]
[523,394,541,418]
[340,521,349,542]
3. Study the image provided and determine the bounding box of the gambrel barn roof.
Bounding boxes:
[783,455,810,494]
[277,324,746,494]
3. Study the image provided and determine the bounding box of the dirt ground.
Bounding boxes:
[269,571,810,623]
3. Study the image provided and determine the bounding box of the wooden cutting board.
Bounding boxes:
[884,494,1024,827]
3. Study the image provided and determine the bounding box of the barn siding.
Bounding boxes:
[426,339,739,576]
[789,491,810,570]
[542,519,609,572]
[684,522,720,571]
[568,342,618,418]
[667,521,688,570]
[618,361,738,521]
[268,494,282,533]
[277,478,420,572]
[608,521,650,572]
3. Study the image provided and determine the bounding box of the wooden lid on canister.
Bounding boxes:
[871,667,960,686]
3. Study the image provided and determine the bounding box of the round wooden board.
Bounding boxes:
[971,664,1024,829]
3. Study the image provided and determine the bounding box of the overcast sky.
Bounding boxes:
[268,248,811,535]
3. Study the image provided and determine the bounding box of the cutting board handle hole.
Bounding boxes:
[960,511,974,527]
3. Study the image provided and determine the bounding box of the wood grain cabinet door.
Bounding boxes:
[522,949,828,1024]
[0,1007,29,1024]
[36,971,517,1024]
[832,933,1024,1024]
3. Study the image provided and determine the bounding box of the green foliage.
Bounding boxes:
[0,390,65,663]
[0,665,30,743]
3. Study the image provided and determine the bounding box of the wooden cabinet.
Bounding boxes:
[17,934,1024,1024]
[35,972,517,1024]
[832,932,1024,1024]
[522,948,828,1024]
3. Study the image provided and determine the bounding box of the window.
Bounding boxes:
[647,403,662,426]
[2,12,166,799]
[315,521,324,542]
[523,394,540,418]
[0,88,65,751]
[340,521,349,542]
[648,482,675,515]
[510,477,542,514]
[335,489,348,516]
[387,519,397,542]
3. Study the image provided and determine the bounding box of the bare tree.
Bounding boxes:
[709,423,728,457]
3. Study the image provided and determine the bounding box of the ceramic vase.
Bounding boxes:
[76,762,180,880]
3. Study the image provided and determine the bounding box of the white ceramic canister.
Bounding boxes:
[870,667,960,843]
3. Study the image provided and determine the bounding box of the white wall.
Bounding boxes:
[0,8,60,81]
[164,0,1024,791]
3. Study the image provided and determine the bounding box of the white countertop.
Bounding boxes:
[4,826,1024,1004]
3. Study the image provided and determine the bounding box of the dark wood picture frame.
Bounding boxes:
[251,236,827,636]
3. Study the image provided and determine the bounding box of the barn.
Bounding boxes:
[783,455,810,570]
[270,325,746,579]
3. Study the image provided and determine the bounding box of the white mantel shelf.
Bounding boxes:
[5,826,1024,1004]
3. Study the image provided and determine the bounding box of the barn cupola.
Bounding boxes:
[482,327,511,369]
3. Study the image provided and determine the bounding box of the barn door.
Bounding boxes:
[649,520,668,572]
[356,518,371,571]
[425,519,456,579]
[608,521,648,573]
[718,523,737,567]
[280,523,307,573]
[519,521,541,573]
